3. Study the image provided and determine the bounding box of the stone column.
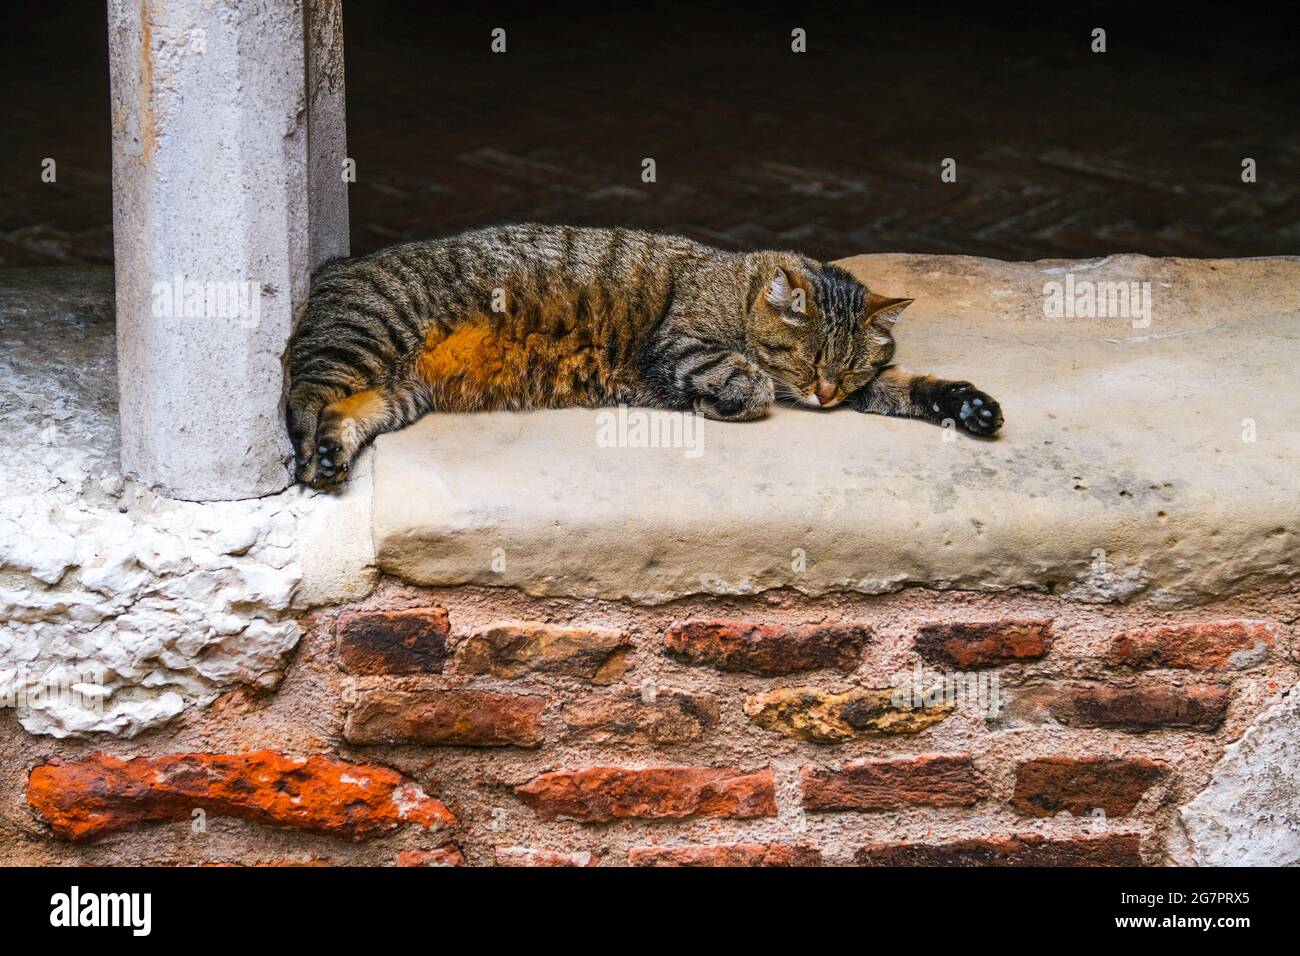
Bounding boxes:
[306,0,350,267]
[107,0,348,501]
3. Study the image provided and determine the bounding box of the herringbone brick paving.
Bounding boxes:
[2,1,1297,268]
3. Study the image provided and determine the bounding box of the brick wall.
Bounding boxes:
[4,583,1295,866]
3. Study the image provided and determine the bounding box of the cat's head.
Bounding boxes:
[744,258,911,408]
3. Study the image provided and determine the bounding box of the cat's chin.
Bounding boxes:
[797,394,839,409]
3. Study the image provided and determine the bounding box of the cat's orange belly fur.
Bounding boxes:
[415,319,622,411]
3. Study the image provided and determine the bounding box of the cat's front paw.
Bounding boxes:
[692,357,774,422]
[933,381,1003,436]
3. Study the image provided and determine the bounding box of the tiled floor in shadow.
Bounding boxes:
[2,1,1297,267]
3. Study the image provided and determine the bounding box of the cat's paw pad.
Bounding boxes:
[304,436,351,488]
[935,382,1003,436]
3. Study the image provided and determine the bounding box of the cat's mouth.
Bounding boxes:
[801,380,844,408]
[771,376,843,409]
[799,392,843,408]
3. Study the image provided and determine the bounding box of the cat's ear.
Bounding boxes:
[864,292,913,335]
[767,268,807,324]
[766,268,794,309]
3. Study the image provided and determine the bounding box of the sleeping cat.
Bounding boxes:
[288,224,1002,487]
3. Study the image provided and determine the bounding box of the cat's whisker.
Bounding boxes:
[769,377,815,407]
[768,376,800,399]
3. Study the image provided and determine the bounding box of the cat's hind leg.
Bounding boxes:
[288,382,341,484]
[302,382,426,487]
[849,366,1003,436]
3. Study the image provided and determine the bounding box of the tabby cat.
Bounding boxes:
[288,224,1002,486]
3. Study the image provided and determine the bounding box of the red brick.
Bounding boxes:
[337,607,449,675]
[495,846,599,867]
[454,621,630,684]
[664,619,869,675]
[802,755,986,812]
[1107,620,1276,671]
[196,859,332,867]
[745,686,951,742]
[1009,682,1229,732]
[27,751,456,842]
[914,619,1053,668]
[252,858,331,867]
[1012,756,1168,817]
[628,844,823,867]
[855,833,1142,866]
[516,766,776,823]
[562,688,718,744]
[397,846,466,867]
[344,687,545,747]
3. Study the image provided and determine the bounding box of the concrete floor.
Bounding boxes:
[2,1,1298,267]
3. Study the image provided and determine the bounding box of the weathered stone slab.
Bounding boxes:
[373,254,1300,606]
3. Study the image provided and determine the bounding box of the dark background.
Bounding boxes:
[3,0,1298,266]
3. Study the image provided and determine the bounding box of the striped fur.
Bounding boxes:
[288,224,1002,486]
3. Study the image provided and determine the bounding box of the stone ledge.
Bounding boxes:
[374,254,1300,606]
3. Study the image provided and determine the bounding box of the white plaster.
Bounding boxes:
[1178,691,1300,866]
[294,448,378,610]
[0,271,373,738]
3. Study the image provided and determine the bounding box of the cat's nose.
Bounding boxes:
[815,381,838,405]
